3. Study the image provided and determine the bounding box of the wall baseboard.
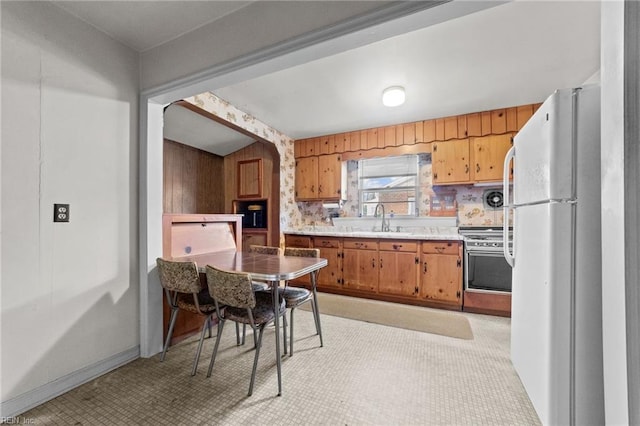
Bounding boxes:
[1,346,140,418]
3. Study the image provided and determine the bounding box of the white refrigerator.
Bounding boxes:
[502,85,604,425]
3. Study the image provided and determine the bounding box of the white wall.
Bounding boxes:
[1,1,139,415]
[601,1,640,424]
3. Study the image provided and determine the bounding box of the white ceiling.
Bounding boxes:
[163,104,256,156]
[214,0,601,139]
[52,1,255,52]
[50,1,601,155]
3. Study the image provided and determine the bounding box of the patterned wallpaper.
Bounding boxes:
[299,154,506,227]
[184,92,506,230]
[184,92,304,245]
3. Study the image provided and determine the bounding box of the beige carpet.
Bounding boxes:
[302,292,474,340]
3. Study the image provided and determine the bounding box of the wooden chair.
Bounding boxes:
[205,265,286,396]
[156,258,216,376]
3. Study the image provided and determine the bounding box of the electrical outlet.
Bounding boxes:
[54,204,70,222]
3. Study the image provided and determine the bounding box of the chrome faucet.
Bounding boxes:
[374,203,390,232]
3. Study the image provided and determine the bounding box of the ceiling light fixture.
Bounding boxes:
[382,86,405,107]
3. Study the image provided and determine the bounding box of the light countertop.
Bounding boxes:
[284,228,463,241]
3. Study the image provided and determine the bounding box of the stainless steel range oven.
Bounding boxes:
[459,227,512,293]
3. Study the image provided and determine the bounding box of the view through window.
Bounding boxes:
[358,155,418,217]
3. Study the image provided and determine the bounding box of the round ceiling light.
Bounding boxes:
[382,86,405,107]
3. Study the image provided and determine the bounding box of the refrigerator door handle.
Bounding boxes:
[503,146,515,267]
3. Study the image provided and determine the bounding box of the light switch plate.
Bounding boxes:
[54,204,70,222]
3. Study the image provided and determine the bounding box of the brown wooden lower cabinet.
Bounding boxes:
[378,241,420,297]
[420,241,463,305]
[241,231,267,250]
[284,234,464,310]
[312,237,342,289]
[342,239,378,292]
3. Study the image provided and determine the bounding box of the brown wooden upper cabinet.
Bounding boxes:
[432,139,470,184]
[237,158,262,198]
[295,153,342,201]
[471,134,514,183]
[432,133,515,185]
[295,156,318,199]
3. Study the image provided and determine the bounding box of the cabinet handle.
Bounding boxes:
[465,164,469,173]
[392,244,402,250]
[476,164,480,173]
[318,184,323,194]
[372,258,376,268]
[379,258,383,269]
[423,261,428,273]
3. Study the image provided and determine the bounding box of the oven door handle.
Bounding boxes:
[503,146,515,267]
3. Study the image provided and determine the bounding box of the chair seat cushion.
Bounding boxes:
[251,281,269,292]
[177,289,217,314]
[281,287,312,307]
[258,286,312,308]
[224,291,285,325]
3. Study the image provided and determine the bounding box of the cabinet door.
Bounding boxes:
[378,251,419,297]
[471,134,513,182]
[420,253,462,305]
[241,232,267,251]
[237,159,262,198]
[432,139,470,184]
[343,248,378,292]
[295,156,318,200]
[313,237,342,288]
[317,154,342,200]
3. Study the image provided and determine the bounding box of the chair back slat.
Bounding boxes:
[248,245,281,256]
[206,265,256,309]
[156,258,201,293]
[284,247,320,258]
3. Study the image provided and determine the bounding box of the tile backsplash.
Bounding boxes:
[298,153,508,227]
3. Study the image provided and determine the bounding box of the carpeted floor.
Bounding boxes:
[21,294,541,425]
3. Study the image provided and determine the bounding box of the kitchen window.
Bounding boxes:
[358,155,418,217]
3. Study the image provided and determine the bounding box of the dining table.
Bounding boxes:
[172,249,327,396]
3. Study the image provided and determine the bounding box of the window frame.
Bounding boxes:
[357,155,419,217]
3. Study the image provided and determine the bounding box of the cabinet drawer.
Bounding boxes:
[285,235,312,248]
[313,237,341,249]
[343,239,377,250]
[422,241,460,255]
[378,241,418,252]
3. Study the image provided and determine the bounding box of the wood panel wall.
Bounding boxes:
[163,139,225,214]
[224,141,280,246]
